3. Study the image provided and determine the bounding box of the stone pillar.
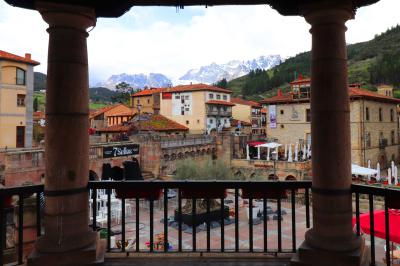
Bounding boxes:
[28,3,102,265]
[292,3,369,266]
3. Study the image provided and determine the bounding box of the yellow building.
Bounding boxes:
[231,97,266,135]
[260,78,400,167]
[131,88,165,114]
[160,84,234,134]
[0,50,39,148]
[89,104,133,129]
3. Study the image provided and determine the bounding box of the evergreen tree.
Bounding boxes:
[33,97,39,112]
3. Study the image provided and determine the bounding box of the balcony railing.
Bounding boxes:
[2,181,400,265]
[206,110,232,117]
[160,137,214,148]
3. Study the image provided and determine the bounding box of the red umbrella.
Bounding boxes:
[352,210,400,243]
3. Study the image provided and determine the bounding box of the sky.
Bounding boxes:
[0,0,399,85]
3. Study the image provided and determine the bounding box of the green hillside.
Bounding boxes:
[228,25,400,99]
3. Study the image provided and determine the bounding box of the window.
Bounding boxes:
[392,130,395,144]
[175,95,180,99]
[223,106,227,111]
[280,110,284,115]
[365,107,370,121]
[391,109,394,122]
[137,99,140,104]
[185,95,189,100]
[186,120,189,125]
[209,119,213,124]
[17,94,25,107]
[365,132,371,148]
[306,109,311,122]
[209,93,214,99]
[223,95,227,100]
[280,124,284,129]
[16,68,25,85]
[216,94,221,100]
[197,119,200,124]
[147,99,150,104]
[379,108,383,121]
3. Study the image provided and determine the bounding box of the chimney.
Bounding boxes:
[25,53,31,60]
[277,89,282,97]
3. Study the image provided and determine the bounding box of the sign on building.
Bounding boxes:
[103,144,139,158]
[269,105,277,129]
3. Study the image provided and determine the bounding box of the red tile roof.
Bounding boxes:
[206,100,235,106]
[231,119,252,127]
[0,50,40,66]
[131,88,166,97]
[260,87,400,104]
[290,76,311,85]
[139,114,188,132]
[165,84,232,94]
[97,114,188,133]
[107,110,135,117]
[231,97,261,107]
[89,105,119,119]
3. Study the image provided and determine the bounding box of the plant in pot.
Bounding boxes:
[173,159,233,226]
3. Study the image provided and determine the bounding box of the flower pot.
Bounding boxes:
[115,188,162,200]
[241,188,287,199]
[180,188,227,199]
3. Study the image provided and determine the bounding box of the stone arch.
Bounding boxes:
[201,149,206,156]
[163,154,170,161]
[184,151,190,158]
[206,148,211,154]
[268,174,279,180]
[190,150,196,157]
[170,153,177,161]
[285,175,296,181]
[209,128,217,136]
[177,152,184,159]
[234,170,242,177]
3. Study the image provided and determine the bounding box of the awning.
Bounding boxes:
[351,164,378,176]
[247,141,266,147]
[255,142,282,149]
[353,210,400,244]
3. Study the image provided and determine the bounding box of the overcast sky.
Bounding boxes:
[1,0,399,85]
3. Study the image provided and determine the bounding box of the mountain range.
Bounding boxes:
[178,55,282,84]
[101,73,172,90]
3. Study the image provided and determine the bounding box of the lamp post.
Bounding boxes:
[137,103,142,134]
[271,150,277,177]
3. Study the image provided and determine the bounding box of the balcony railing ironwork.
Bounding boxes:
[160,137,214,149]
[2,181,400,265]
[206,110,232,117]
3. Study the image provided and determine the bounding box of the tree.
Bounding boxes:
[214,78,228,89]
[113,82,133,104]
[33,97,39,112]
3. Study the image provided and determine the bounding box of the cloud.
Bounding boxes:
[1,0,399,85]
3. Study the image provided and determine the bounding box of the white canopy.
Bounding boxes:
[255,142,282,149]
[351,164,378,176]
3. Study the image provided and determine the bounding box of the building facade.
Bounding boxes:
[89,103,133,129]
[130,87,165,114]
[231,97,266,135]
[160,84,233,134]
[261,78,400,167]
[0,50,39,149]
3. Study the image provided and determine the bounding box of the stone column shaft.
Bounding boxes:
[34,2,97,254]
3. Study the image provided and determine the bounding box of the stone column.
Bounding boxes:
[28,3,101,265]
[292,3,369,266]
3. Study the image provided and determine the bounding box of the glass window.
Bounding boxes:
[223,95,227,100]
[392,130,395,144]
[306,109,311,122]
[175,95,180,99]
[366,107,370,121]
[379,108,383,121]
[216,94,221,100]
[17,94,25,107]
[185,95,189,100]
[209,93,214,99]
[365,132,371,148]
[391,109,394,122]
[16,68,25,85]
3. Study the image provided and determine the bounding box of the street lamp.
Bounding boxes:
[137,103,142,134]
[271,150,277,178]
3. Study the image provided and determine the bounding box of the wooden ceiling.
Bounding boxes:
[5,0,380,18]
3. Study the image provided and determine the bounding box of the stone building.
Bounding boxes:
[260,78,400,167]
[160,84,234,134]
[0,50,39,148]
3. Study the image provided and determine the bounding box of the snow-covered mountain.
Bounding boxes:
[102,73,172,90]
[178,55,282,84]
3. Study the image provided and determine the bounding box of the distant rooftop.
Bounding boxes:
[0,50,39,66]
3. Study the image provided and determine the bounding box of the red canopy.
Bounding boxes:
[353,210,400,244]
[247,141,265,147]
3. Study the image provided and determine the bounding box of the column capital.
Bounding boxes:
[37,1,96,31]
[302,2,354,26]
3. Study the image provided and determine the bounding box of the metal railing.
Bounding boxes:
[161,137,214,148]
[88,180,311,255]
[352,184,400,266]
[0,184,43,265]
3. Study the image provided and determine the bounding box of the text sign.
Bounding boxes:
[103,144,139,158]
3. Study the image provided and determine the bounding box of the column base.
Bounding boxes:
[291,240,370,266]
[27,233,105,266]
